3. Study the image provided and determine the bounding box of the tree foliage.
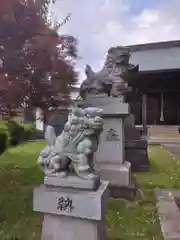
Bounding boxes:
[0,0,78,116]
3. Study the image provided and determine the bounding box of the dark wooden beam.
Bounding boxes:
[142,94,147,136]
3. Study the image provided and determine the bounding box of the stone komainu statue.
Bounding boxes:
[79,46,139,99]
[38,106,104,180]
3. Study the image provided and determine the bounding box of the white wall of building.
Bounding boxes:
[35,107,44,131]
[130,46,180,71]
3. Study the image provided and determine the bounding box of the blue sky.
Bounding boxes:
[52,0,180,83]
[128,0,164,15]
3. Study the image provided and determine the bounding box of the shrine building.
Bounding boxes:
[126,40,180,126]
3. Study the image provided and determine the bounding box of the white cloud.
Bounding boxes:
[52,0,180,83]
[133,9,159,28]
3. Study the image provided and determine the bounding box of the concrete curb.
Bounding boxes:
[155,189,180,240]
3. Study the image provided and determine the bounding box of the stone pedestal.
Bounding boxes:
[124,115,150,172]
[125,140,149,172]
[33,176,109,240]
[79,96,135,198]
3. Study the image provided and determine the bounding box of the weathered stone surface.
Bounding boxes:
[76,47,139,199]
[78,45,149,175]
[125,139,147,148]
[77,96,135,197]
[33,104,109,240]
[124,115,141,140]
[41,214,107,240]
[125,140,149,172]
[44,175,100,191]
[33,181,109,220]
[81,96,129,166]
[97,161,131,187]
[109,182,137,201]
[79,46,138,99]
[94,118,124,164]
[38,106,104,181]
[33,181,109,240]
[83,96,129,117]
[124,114,150,172]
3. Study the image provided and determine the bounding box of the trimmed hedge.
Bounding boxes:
[0,123,9,154]
[6,120,24,146]
[0,120,36,154]
[21,123,36,141]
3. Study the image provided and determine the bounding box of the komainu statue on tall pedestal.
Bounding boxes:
[78,46,149,173]
[38,106,104,180]
[79,46,139,101]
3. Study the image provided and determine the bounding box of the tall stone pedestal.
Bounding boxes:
[79,96,136,199]
[33,176,109,240]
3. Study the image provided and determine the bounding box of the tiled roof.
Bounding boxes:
[126,40,180,52]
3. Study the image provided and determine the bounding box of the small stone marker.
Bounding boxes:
[33,106,109,240]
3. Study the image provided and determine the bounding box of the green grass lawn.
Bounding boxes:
[0,143,180,239]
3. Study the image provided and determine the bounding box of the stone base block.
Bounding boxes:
[125,140,150,172]
[96,162,137,200]
[97,161,132,187]
[109,176,137,201]
[44,174,100,190]
[33,181,109,240]
[83,96,130,116]
[125,148,149,172]
[41,214,107,240]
